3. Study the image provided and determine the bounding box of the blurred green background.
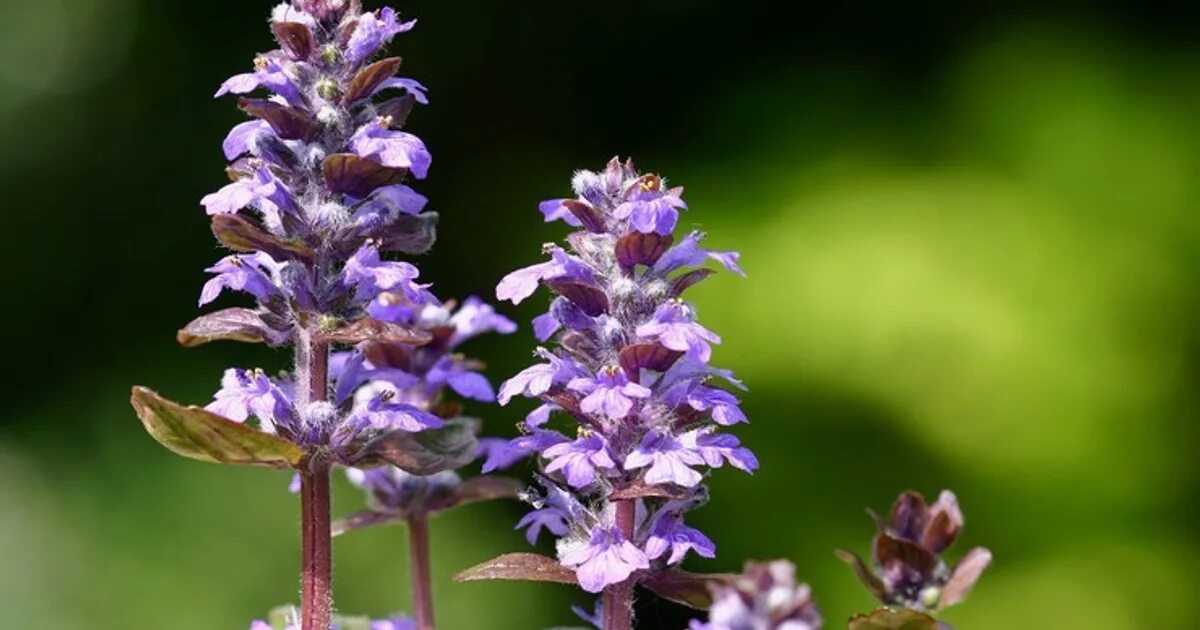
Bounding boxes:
[1,1,1198,628]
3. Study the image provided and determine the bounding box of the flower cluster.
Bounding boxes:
[487,157,755,593]
[837,490,992,614]
[186,0,511,465]
[689,560,822,630]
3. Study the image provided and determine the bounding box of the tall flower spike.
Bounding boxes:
[457,158,752,629]
[129,4,492,628]
[836,489,992,621]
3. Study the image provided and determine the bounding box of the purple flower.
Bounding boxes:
[515,506,570,545]
[572,600,604,630]
[636,301,721,363]
[614,182,688,235]
[560,525,650,593]
[538,198,583,227]
[199,252,284,306]
[347,7,416,64]
[371,77,430,104]
[215,57,302,105]
[681,429,758,473]
[349,118,432,179]
[370,617,417,630]
[690,561,822,630]
[568,367,652,421]
[666,384,747,426]
[201,166,296,225]
[206,368,293,431]
[444,296,517,347]
[426,356,495,402]
[346,466,460,515]
[348,392,442,434]
[342,244,429,303]
[352,184,429,230]
[644,512,716,565]
[496,247,595,305]
[480,429,568,473]
[222,120,272,161]
[623,432,706,487]
[655,231,745,277]
[543,433,617,488]
[497,350,584,405]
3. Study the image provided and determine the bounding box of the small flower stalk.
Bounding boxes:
[130,2,510,628]
[457,158,754,629]
[838,490,993,630]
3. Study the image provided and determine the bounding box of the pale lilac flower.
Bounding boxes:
[644,512,716,565]
[560,525,650,593]
[614,183,687,235]
[349,119,432,178]
[498,350,584,405]
[624,432,706,487]
[343,244,429,303]
[635,301,721,363]
[543,433,617,488]
[569,367,652,421]
[690,561,822,630]
[201,166,295,221]
[199,252,285,306]
[206,368,293,430]
[347,7,416,64]
[426,356,495,402]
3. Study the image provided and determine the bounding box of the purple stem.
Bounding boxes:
[298,328,332,630]
[602,499,637,630]
[300,465,333,630]
[408,514,436,630]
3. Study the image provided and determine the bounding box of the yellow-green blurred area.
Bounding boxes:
[1,1,1197,628]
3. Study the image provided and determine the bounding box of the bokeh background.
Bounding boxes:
[1,1,1198,628]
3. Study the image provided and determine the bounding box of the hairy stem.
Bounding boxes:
[298,327,332,630]
[408,514,436,630]
[602,499,637,630]
[300,465,332,630]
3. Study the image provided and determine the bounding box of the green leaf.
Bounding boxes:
[641,569,734,610]
[130,386,303,468]
[848,608,940,630]
[352,417,479,475]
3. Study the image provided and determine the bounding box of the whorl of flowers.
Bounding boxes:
[689,560,822,630]
[486,157,756,593]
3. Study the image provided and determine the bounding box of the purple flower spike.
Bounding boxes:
[490,159,752,609]
[560,525,650,593]
[134,5,524,629]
